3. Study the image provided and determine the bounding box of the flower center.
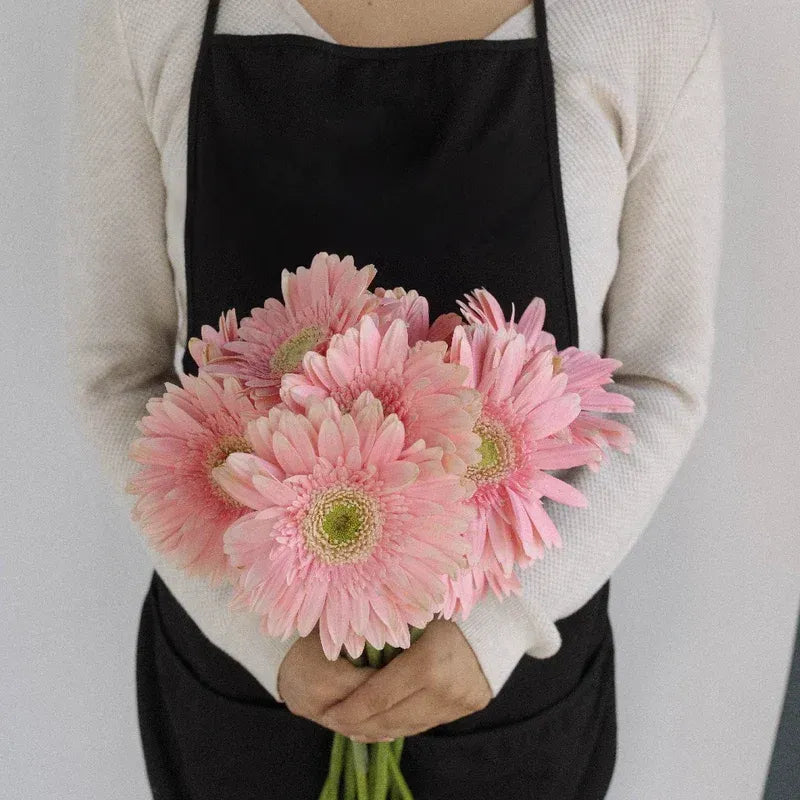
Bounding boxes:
[465,417,515,483]
[476,437,500,470]
[270,325,326,375]
[322,503,363,545]
[206,434,253,508]
[303,487,381,565]
[552,354,563,375]
[332,373,404,418]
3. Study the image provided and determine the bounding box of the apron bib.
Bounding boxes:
[136,1,617,797]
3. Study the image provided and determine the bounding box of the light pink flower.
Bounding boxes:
[458,288,556,353]
[126,372,260,584]
[552,348,636,465]
[215,392,475,660]
[459,288,635,466]
[188,308,239,370]
[280,315,482,475]
[442,558,522,620]
[201,252,379,412]
[373,287,462,346]
[447,324,601,592]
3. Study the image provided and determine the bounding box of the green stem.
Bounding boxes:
[368,743,376,797]
[364,642,383,668]
[388,739,405,800]
[386,749,414,800]
[371,741,391,800]
[318,732,346,800]
[331,732,347,796]
[344,739,357,800]
[351,739,370,800]
[383,644,400,663]
[391,737,404,763]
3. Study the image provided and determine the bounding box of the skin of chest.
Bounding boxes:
[293,0,533,46]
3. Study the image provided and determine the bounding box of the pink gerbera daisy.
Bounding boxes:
[214,392,475,659]
[201,252,379,412]
[187,308,239,370]
[126,372,260,584]
[551,348,636,464]
[459,288,635,466]
[447,324,601,586]
[458,288,556,354]
[442,556,522,620]
[280,315,483,475]
[373,286,462,347]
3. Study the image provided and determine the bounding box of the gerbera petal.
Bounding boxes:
[295,575,329,636]
[377,460,419,492]
[520,494,563,549]
[212,458,271,511]
[376,318,409,370]
[486,505,515,574]
[366,416,406,467]
[272,431,310,476]
[526,394,581,439]
[318,417,345,464]
[533,472,588,507]
[251,470,299,508]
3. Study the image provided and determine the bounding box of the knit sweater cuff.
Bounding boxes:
[454,591,562,698]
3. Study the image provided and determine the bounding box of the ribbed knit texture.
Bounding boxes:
[59,0,725,700]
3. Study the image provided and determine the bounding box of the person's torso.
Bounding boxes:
[117,0,639,376]
[143,3,619,795]
[182,8,578,362]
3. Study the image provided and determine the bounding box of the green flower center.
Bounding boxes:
[270,325,326,375]
[475,437,500,471]
[321,502,363,546]
[465,418,515,484]
[303,487,381,565]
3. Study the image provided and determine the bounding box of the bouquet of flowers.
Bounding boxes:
[126,252,635,800]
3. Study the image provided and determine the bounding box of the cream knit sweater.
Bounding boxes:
[59,0,725,701]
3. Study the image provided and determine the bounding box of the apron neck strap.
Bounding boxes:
[533,0,550,47]
[201,0,221,50]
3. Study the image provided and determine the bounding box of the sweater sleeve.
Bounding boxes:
[59,0,296,701]
[455,14,725,696]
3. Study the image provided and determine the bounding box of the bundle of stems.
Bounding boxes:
[317,627,425,800]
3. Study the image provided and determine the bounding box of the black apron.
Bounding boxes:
[136,1,617,797]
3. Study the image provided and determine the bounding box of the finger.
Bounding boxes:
[345,689,450,741]
[320,647,424,730]
[325,658,377,701]
[290,661,376,720]
[321,670,376,716]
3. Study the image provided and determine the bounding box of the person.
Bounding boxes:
[60,0,724,797]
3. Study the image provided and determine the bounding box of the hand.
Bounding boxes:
[319,619,492,742]
[278,625,376,724]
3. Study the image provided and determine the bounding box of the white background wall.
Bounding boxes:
[2,1,798,798]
